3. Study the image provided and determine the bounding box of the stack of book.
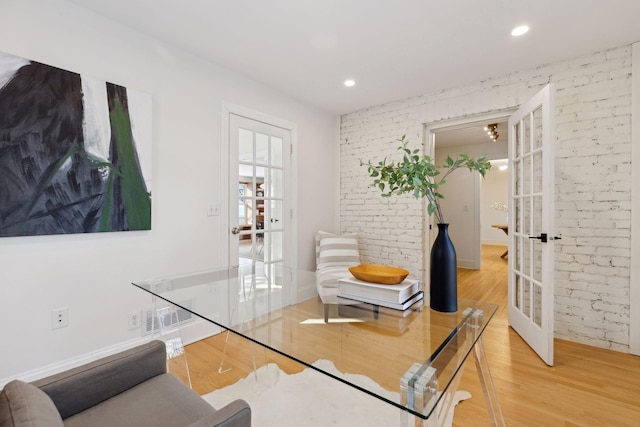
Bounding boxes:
[338,300,423,335]
[337,277,423,310]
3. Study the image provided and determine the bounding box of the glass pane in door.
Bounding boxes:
[522,277,531,318]
[533,283,543,327]
[256,133,268,164]
[523,113,532,154]
[239,129,253,163]
[270,168,283,198]
[271,137,283,168]
[533,106,543,150]
[269,231,283,262]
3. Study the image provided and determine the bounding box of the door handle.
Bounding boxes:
[529,234,561,243]
[529,233,548,243]
[231,227,240,235]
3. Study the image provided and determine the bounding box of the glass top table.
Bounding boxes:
[132,265,504,425]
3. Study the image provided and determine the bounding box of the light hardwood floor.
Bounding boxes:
[185,245,640,426]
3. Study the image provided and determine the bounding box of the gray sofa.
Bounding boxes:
[0,340,251,427]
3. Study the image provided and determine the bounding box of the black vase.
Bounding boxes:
[430,223,458,312]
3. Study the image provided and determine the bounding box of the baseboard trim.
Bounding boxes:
[1,319,221,388]
[482,241,508,246]
[0,337,148,387]
[457,259,478,269]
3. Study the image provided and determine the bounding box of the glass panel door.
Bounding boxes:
[508,84,555,366]
[229,114,291,278]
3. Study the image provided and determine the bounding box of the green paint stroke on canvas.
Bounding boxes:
[109,100,151,230]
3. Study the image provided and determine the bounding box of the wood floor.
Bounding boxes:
[185,245,640,426]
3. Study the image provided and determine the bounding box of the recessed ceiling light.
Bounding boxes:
[511,25,529,37]
[344,79,355,87]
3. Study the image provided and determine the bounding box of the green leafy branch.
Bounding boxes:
[361,135,492,224]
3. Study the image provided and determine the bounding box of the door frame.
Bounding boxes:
[221,102,298,270]
[424,109,516,282]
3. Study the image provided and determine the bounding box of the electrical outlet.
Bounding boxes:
[52,308,69,329]
[128,311,141,330]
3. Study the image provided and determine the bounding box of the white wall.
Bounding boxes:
[341,45,633,352]
[481,160,509,246]
[434,146,480,269]
[0,0,337,381]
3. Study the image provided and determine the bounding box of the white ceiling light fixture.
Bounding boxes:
[511,25,529,37]
[344,79,355,87]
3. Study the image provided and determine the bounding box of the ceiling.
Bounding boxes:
[436,121,506,148]
[69,0,640,116]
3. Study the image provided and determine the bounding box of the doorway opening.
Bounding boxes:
[427,115,510,273]
[425,85,556,365]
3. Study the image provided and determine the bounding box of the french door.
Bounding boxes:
[507,84,557,366]
[228,113,292,273]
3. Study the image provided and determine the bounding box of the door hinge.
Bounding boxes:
[290,144,293,155]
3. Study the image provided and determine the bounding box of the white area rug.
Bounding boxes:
[202,360,471,427]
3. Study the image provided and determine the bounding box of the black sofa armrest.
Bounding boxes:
[32,340,167,419]
[186,399,251,427]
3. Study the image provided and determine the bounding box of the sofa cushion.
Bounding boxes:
[315,231,356,266]
[316,231,360,271]
[63,373,216,427]
[0,380,63,427]
[33,340,166,419]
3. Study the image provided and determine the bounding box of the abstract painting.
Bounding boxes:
[0,51,152,237]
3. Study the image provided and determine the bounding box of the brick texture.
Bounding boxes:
[340,45,632,352]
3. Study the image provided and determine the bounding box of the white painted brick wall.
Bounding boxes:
[340,45,633,352]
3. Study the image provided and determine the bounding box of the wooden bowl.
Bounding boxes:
[348,264,409,285]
